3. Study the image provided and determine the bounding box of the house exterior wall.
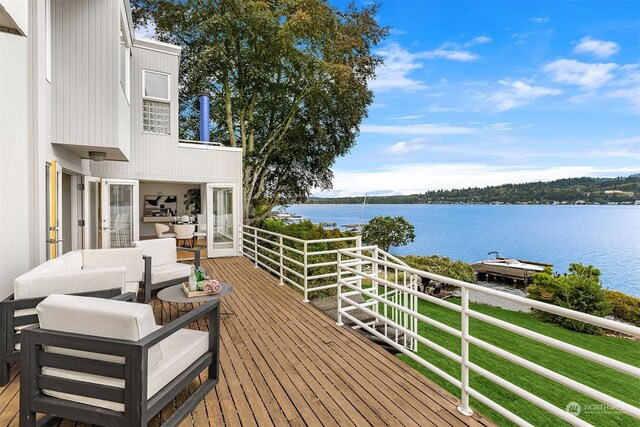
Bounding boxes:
[51,0,130,161]
[0,30,30,299]
[91,41,243,187]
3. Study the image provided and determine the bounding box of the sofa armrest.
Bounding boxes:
[177,247,200,268]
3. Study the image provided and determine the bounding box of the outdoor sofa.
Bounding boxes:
[0,248,143,385]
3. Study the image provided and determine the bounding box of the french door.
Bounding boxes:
[83,176,101,249]
[100,179,139,248]
[206,183,238,257]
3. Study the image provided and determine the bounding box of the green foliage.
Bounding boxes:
[362,215,415,252]
[606,290,640,327]
[307,175,640,205]
[183,188,201,216]
[131,0,388,222]
[527,263,611,334]
[400,255,475,283]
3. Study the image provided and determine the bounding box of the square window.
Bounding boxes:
[143,100,170,135]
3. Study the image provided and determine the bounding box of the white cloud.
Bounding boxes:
[320,164,640,196]
[386,140,426,154]
[602,136,640,157]
[361,124,477,135]
[489,80,561,111]
[485,122,535,132]
[574,37,620,59]
[605,86,640,110]
[425,48,479,62]
[531,17,550,24]
[388,114,426,120]
[370,43,428,92]
[472,36,492,44]
[544,59,618,89]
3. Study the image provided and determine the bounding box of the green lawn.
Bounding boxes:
[394,298,640,426]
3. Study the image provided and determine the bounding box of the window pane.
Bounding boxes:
[144,71,169,100]
[143,100,170,134]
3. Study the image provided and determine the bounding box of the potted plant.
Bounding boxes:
[184,188,201,216]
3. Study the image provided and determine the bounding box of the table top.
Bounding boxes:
[157,282,234,304]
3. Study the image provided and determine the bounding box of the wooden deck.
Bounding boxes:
[0,256,494,426]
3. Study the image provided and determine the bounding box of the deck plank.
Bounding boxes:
[0,256,494,427]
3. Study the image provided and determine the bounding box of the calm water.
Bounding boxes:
[289,204,640,297]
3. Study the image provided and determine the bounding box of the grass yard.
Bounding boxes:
[395,298,640,426]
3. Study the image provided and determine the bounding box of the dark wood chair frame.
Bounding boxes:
[20,300,220,427]
[0,289,136,386]
[140,248,200,303]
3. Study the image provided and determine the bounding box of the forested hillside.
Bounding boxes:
[309,175,640,205]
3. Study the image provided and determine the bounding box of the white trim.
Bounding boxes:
[177,142,242,153]
[45,0,51,82]
[134,38,182,56]
[142,69,170,102]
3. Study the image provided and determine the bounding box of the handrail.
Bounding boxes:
[336,246,640,425]
[239,224,360,302]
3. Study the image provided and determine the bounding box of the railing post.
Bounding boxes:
[278,235,284,286]
[253,228,258,268]
[355,235,362,288]
[336,250,343,326]
[458,287,473,416]
[303,241,309,303]
[372,246,379,327]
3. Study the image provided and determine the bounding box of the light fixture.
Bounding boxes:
[88,151,107,162]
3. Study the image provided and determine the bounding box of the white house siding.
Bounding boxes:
[91,42,244,186]
[51,0,130,160]
[0,31,29,299]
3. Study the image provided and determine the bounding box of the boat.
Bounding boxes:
[472,252,552,284]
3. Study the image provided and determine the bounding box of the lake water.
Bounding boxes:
[289,204,640,297]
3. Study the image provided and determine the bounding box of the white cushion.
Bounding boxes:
[82,248,143,283]
[37,295,162,370]
[14,267,127,300]
[60,251,83,271]
[133,238,177,267]
[41,325,208,412]
[150,263,191,285]
[27,258,68,275]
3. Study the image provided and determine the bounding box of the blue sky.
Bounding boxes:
[320,0,640,197]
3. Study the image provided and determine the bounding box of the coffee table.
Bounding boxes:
[157,282,235,316]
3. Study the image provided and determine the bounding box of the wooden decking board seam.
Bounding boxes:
[215,258,473,426]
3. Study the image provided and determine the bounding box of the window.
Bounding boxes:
[142,70,171,135]
[119,17,131,101]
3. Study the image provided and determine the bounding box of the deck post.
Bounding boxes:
[303,241,309,302]
[458,287,474,416]
[278,235,284,285]
[253,228,258,268]
[336,250,343,326]
[355,235,362,288]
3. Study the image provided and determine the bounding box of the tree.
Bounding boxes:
[362,216,415,252]
[527,263,610,334]
[131,0,388,223]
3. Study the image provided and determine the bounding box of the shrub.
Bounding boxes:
[400,255,475,283]
[527,264,611,334]
[606,290,640,326]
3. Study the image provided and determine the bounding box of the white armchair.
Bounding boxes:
[20,294,220,426]
[133,238,200,303]
[155,223,176,238]
[193,214,207,247]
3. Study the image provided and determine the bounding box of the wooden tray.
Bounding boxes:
[182,282,220,298]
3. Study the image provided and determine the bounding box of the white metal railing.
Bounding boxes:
[336,247,640,426]
[178,139,224,147]
[239,224,361,302]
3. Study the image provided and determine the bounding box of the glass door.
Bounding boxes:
[101,179,139,248]
[206,183,238,257]
[83,176,101,249]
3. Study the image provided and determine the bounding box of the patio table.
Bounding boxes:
[157,282,235,316]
